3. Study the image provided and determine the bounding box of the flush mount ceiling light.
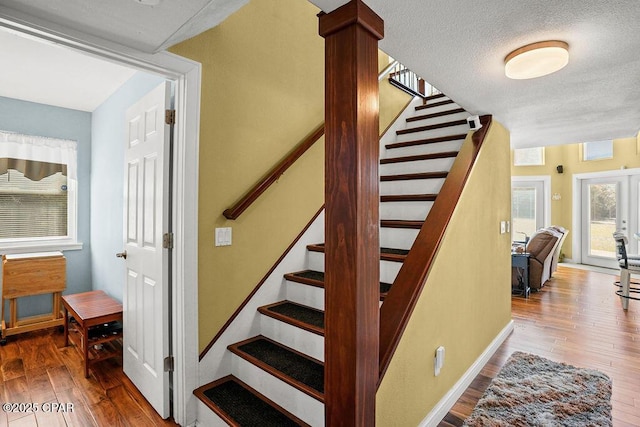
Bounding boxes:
[505,40,569,80]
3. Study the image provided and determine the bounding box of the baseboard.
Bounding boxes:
[418,319,515,427]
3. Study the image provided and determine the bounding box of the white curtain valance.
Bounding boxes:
[0,131,77,180]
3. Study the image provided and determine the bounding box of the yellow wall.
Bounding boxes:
[170,0,411,351]
[511,136,640,259]
[377,121,513,425]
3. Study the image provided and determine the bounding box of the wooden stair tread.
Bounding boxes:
[423,93,446,102]
[284,270,392,298]
[406,107,465,123]
[228,336,324,402]
[194,375,309,427]
[415,98,454,111]
[381,171,448,181]
[306,244,408,262]
[258,301,324,336]
[385,133,467,150]
[380,220,424,229]
[397,119,467,135]
[380,194,437,202]
[380,150,459,164]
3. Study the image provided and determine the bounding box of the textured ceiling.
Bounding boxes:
[1,0,638,147]
[0,0,247,53]
[311,0,640,148]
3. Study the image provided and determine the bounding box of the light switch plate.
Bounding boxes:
[215,227,232,246]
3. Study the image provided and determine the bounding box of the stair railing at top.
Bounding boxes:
[222,60,419,220]
[378,115,493,383]
[387,61,441,99]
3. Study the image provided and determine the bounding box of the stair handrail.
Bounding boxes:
[222,62,409,220]
[223,124,324,220]
[377,115,493,383]
[387,62,441,99]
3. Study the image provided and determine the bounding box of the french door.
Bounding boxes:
[580,175,636,268]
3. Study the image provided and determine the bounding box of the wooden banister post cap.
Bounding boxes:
[318,0,384,40]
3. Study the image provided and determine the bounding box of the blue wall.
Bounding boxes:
[90,72,165,302]
[0,96,92,316]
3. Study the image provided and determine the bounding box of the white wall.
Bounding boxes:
[90,72,165,301]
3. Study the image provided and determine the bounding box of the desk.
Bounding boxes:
[512,253,530,298]
[62,290,123,378]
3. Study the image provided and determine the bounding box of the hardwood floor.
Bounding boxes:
[439,265,640,426]
[2,266,637,426]
[0,329,178,427]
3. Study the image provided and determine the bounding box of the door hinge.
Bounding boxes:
[164,356,174,372]
[165,109,176,125]
[163,232,174,249]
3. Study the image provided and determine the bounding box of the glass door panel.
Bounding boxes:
[511,180,545,242]
[587,183,617,258]
[581,176,628,268]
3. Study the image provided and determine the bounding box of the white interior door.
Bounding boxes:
[122,82,171,418]
[581,176,628,269]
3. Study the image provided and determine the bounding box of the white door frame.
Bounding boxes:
[0,16,200,426]
[573,168,640,266]
[511,175,551,236]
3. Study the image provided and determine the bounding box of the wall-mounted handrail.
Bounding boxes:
[223,124,324,220]
[222,62,413,220]
[377,115,493,383]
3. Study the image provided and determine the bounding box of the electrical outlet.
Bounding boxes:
[500,221,506,234]
[215,227,232,246]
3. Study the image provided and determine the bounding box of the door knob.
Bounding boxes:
[116,251,127,260]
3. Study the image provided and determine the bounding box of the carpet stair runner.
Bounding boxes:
[196,93,473,425]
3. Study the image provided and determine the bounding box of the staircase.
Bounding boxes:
[195,93,472,426]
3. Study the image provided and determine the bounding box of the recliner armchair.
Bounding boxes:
[548,226,568,277]
[512,229,560,291]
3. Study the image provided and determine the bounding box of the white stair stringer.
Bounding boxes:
[196,210,325,423]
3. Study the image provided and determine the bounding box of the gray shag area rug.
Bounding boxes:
[464,351,612,426]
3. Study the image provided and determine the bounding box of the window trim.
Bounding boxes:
[581,140,613,162]
[511,176,552,239]
[513,146,545,166]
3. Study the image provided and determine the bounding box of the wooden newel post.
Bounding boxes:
[319,1,383,425]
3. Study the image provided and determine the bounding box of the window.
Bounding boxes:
[0,131,80,251]
[582,140,613,161]
[511,177,550,242]
[513,147,545,166]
